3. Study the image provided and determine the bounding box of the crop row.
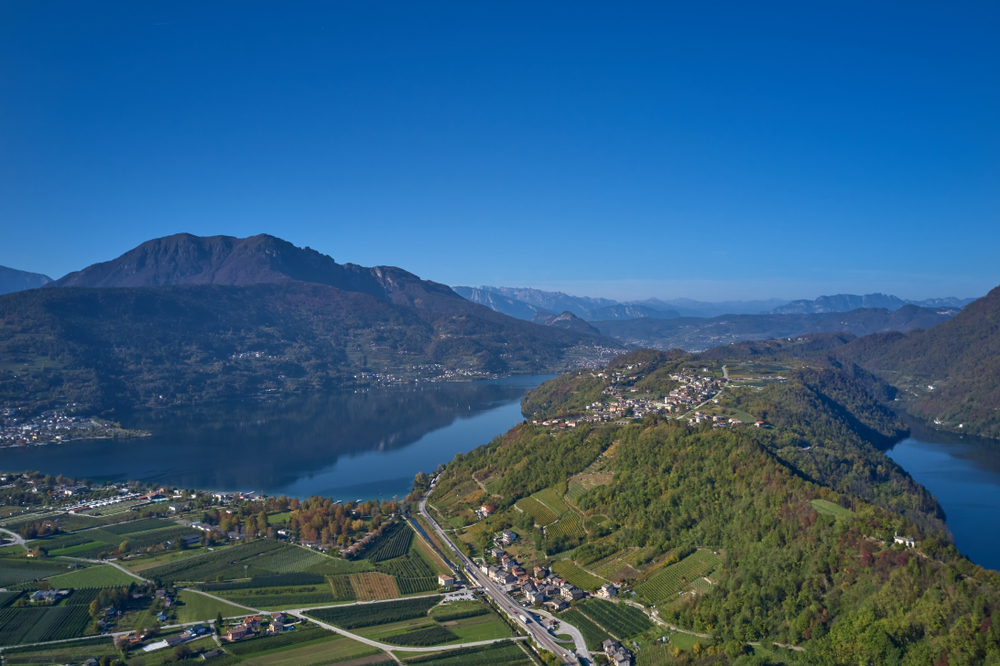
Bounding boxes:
[143,539,286,583]
[550,560,606,591]
[365,522,413,562]
[202,572,326,591]
[547,512,585,539]
[252,546,331,573]
[532,488,570,515]
[516,497,558,526]
[576,599,652,639]
[99,518,175,536]
[559,609,610,651]
[0,606,91,646]
[404,642,533,666]
[384,625,457,646]
[635,550,721,604]
[0,561,69,587]
[430,605,490,622]
[307,595,440,629]
[376,553,435,580]
[397,577,439,595]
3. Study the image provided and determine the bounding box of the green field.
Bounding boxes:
[1,636,116,666]
[560,608,609,650]
[239,634,384,665]
[576,599,652,639]
[635,550,722,604]
[141,539,343,584]
[532,488,570,515]
[547,512,585,540]
[402,642,533,666]
[0,560,73,587]
[810,499,853,518]
[515,497,558,525]
[47,564,141,588]
[551,559,606,590]
[0,606,93,646]
[308,596,441,629]
[175,589,250,622]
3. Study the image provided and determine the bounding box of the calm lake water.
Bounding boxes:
[886,417,1000,571]
[0,375,551,502]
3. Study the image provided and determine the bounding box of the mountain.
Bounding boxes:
[629,296,790,317]
[583,304,680,321]
[836,285,1000,438]
[454,285,617,320]
[800,304,957,337]
[772,292,976,315]
[593,306,958,353]
[0,265,52,295]
[3,234,619,414]
[529,310,601,336]
[450,286,541,320]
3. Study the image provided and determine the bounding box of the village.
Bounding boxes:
[0,407,145,448]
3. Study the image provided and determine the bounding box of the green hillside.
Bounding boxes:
[427,352,1000,664]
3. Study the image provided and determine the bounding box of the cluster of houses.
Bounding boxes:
[602,638,635,666]
[134,623,213,653]
[479,547,619,611]
[225,613,291,642]
[686,411,765,429]
[533,365,726,429]
[0,408,104,447]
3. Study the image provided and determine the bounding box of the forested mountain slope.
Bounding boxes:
[0,282,612,414]
[835,285,1000,439]
[425,351,1000,664]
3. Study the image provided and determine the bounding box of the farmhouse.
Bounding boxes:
[438,574,455,588]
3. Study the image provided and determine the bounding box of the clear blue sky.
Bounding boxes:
[1,2,997,301]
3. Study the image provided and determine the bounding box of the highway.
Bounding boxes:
[418,493,590,665]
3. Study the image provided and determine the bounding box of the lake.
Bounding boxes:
[886,416,1000,571]
[0,375,552,502]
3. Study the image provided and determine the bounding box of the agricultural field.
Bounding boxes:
[0,560,73,587]
[224,625,337,656]
[0,606,93,646]
[532,488,569,515]
[175,590,249,622]
[559,608,609,650]
[350,571,399,601]
[239,634,384,666]
[546,512,585,540]
[307,595,441,629]
[402,642,533,666]
[99,518,176,535]
[810,498,852,518]
[565,469,614,505]
[140,539,347,585]
[1,636,116,666]
[551,559,606,591]
[47,564,141,588]
[576,599,652,639]
[44,524,199,559]
[635,550,722,604]
[515,497,558,526]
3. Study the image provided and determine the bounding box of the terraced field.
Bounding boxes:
[551,559,606,590]
[515,497,558,525]
[547,512,585,539]
[635,550,722,604]
[532,488,569,515]
[577,598,652,639]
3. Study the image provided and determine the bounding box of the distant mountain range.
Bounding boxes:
[772,293,976,314]
[0,265,51,295]
[455,285,976,321]
[0,234,617,415]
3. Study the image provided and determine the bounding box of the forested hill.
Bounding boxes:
[425,351,1000,664]
[0,282,614,415]
[835,285,1000,439]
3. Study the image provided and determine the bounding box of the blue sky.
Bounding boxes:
[1,2,997,301]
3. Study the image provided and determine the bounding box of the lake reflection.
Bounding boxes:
[0,375,551,501]
[886,417,1000,571]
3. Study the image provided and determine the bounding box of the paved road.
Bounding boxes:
[418,494,588,664]
[0,526,27,551]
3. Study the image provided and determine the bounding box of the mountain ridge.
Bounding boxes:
[0,265,52,295]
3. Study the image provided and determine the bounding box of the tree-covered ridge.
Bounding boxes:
[0,282,612,415]
[834,285,1000,439]
[426,355,1000,664]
